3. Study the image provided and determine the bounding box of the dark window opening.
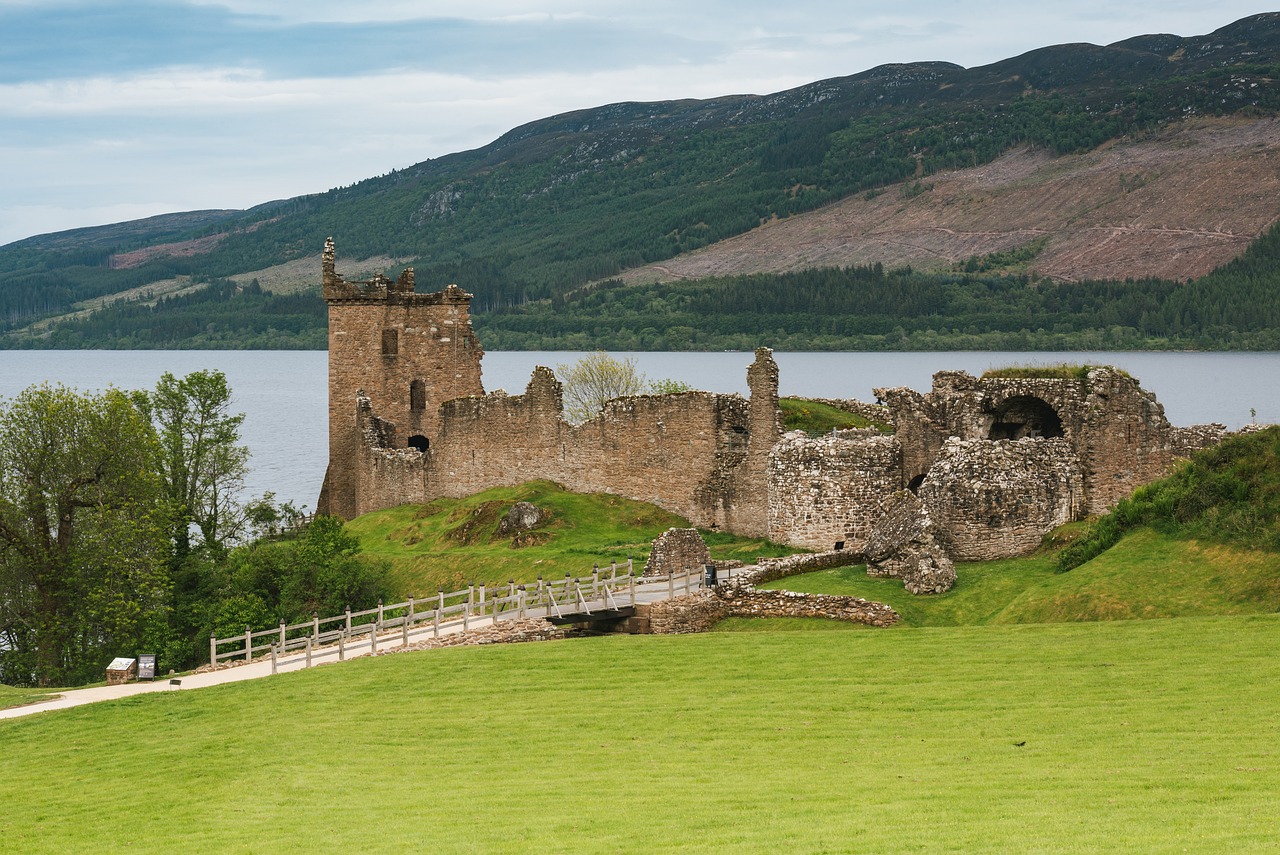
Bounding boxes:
[410,379,426,411]
[407,435,430,452]
[907,473,927,494]
[382,329,398,355]
[988,396,1064,441]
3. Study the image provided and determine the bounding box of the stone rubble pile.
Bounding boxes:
[862,490,955,594]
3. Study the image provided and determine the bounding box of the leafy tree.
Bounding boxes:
[144,370,249,559]
[649,378,695,394]
[0,385,169,687]
[556,352,648,423]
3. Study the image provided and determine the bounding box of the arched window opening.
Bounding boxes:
[907,473,927,494]
[407,435,430,452]
[410,379,426,411]
[988,396,1064,441]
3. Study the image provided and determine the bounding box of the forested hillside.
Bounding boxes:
[2,13,1279,349]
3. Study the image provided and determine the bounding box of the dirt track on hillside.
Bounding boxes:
[618,117,1280,284]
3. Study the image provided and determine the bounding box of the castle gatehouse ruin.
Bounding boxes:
[316,240,1226,579]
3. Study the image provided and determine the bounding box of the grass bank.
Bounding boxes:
[761,528,1280,627]
[2,616,1278,852]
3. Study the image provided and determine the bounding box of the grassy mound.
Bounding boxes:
[779,397,891,435]
[3,617,1279,851]
[343,480,797,595]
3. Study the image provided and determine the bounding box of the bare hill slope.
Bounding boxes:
[615,117,1280,285]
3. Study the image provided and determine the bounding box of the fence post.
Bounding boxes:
[610,560,618,583]
[271,644,277,675]
[402,610,409,646]
[370,625,378,654]
[537,577,544,612]
[209,633,217,666]
[305,636,312,669]
[244,626,253,662]
[478,583,486,620]
[518,585,526,619]
[377,599,385,632]
[668,572,674,600]
[628,557,634,576]
[279,619,287,652]
[629,570,636,607]
[592,564,600,599]
[312,613,320,647]
[338,633,345,662]
[684,565,691,595]
[408,595,416,629]
[344,606,352,639]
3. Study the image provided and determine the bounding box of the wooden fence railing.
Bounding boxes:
[209,559,708,669]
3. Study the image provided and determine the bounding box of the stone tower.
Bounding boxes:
[316,238,484,519]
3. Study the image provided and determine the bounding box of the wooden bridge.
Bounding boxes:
[209,561,732,673]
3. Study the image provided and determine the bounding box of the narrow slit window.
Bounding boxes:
[410,379,427,411]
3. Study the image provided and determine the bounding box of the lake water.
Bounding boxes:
[2,350,1276,510]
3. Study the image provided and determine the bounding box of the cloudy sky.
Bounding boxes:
[0,1,1270,246]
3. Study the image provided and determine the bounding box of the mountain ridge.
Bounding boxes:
[3,12,1280,347]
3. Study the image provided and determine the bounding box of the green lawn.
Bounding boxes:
[761,528,1280,627]
[0,685,52,711]
[2,616,1279,852]
[344,480,797,595]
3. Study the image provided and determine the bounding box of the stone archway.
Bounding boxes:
[407,434,430,452]
[987,396,1063,440]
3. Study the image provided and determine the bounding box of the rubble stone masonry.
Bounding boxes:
[319,242,1226,568]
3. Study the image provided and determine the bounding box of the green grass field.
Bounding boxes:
[5,434,1278,851]
[2,616,1278,852]
[344,480,797,595]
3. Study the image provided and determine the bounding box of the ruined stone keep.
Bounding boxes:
[317,240,1224,563]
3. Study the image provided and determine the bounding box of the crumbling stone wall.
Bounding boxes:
[715,587,899,627]
[878,368,1221,520]
[746,549,866,587]
[918,436,1085,560]
[644,528,711,577]
[643,591,729,634]
[343,351,781,530]
[767,433,902,551]
[642,584,899,633]
[862,491,955,594]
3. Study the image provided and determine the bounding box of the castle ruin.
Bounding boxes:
[316,240,1225,578]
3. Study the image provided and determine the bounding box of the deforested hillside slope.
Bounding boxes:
[614,116,1280,285]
